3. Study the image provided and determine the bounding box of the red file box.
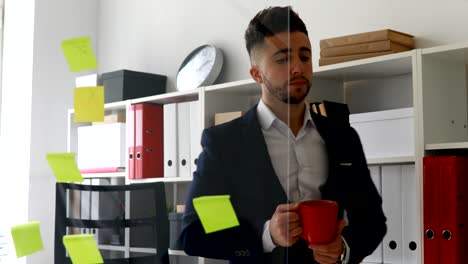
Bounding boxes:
[128,103,164,179]
[423,156,468,264]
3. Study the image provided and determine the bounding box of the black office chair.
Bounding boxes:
[55,182,169,264]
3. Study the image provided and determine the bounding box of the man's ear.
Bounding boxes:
[249,65,263,84]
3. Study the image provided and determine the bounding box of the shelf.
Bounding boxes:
[129,247,156,254]
[130,89,199,105]
[204,79,260,95]
[168,249,188,256]
[68,101,128,114]
[425,142,468,150]
[315,51,414,81]
[128,177,193,184]
[97,244,156,254]
[367,156,415,165]
[97,244,126,252]
[422,40,468,64]
[82,172,126,179]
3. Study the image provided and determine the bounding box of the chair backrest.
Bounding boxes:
[55,182,169,264]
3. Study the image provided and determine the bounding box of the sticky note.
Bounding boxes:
[61,37,98,72]
[46,153,84,182]
[192,195,239,234]
[74,86,104,123]
[63,234,103,264]
[11,221,44,258]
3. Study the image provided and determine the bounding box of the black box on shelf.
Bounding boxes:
[100,69,167,103]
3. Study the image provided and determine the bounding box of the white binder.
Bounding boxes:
[163,103,178,177]
[189,101,202,177]
[402,164,419,264]
[176,102,191,178]
[382,165,403,263]
[363,165,383,264]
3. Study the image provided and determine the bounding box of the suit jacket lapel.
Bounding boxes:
[241,105,288,205]
[310,109,342,200]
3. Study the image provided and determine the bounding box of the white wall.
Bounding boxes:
[97,0,468,92]
[0,0,35,262]
[27,0,97,263]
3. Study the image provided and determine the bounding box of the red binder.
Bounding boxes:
[128,104,136,179]
[131,103,164,179]
[423,156,468,264]
[423,156,440,264]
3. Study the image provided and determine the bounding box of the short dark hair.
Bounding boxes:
[244,6,308,58]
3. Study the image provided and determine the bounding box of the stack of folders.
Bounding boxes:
[127,103,164,179]
[319,29,414,66]
[423,156,468,264]
[161,101,202,179]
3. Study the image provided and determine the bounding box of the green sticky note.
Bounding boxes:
[46,153,84,182]
[61,37,98,72]
[11,221,44,258]
[63,234,103,264]
[193,195,239,234]
[74,86,104,122]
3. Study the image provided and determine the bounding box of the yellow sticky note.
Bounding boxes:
[61,37,98,72]
[193,195,239,234]
[63,234,103,264]
[74,86,104,122]
[46,153,84,183]
[11,221,44,258]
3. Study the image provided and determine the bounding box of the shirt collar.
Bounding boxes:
[257,99,315,131]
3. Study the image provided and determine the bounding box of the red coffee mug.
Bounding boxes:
[298,200,339,245]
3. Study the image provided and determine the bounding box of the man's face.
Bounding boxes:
[250,31,313,104]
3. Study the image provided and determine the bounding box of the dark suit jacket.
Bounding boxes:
[180,104,387,264]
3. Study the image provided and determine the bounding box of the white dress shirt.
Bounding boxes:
[257,99,350,263]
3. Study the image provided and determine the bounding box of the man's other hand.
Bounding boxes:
[308,219,346,264]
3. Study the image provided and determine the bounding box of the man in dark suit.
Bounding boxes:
[181,6,386,264]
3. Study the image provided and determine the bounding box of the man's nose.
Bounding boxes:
[289,57,304,76]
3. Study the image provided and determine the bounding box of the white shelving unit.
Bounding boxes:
[168,249,189,256]
[67,41,468,264]
[420,42,468,150]
[128,177,193,184]
[367,156,416,165]
[82,172,126,179]
[425,142,468,150]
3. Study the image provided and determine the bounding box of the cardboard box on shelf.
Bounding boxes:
[320,40,412,58]
[319,51,395,66]
[92,113,126,125]
[214,111,243,125]
[320,29,414,49]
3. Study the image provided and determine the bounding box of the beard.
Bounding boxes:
[263,75,311,104]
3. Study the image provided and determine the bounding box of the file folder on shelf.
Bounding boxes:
[423,156,468,264]
[382,165,403,264]
[128,103,164,179]
[189,101,202,177]
[423,157,440,264]
[127,104,136,180]
[176,102,191,178]
[401,164,419,264]
[163,103,178,177]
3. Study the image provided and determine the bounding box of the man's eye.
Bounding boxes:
[276,57,289,63]
[300,56,311,62]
